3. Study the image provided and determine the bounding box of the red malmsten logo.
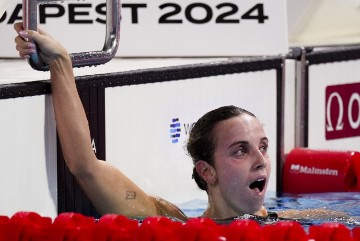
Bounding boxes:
[325,82,360,140]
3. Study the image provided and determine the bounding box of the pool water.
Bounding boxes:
[179,192,360,228]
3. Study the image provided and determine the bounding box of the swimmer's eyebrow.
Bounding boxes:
[228,140,248,149]
[228,137,269,149]
[261,137,269,143]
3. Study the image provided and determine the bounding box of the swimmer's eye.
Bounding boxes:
[234,145,248,156]
[259,144,268,155]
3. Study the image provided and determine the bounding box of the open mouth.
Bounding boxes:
[249,179,266,192]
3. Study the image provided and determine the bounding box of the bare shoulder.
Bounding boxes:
[277,208,348,220]
[151,196,188,221]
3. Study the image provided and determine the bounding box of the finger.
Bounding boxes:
[21,29,50,48]
[15,44,35,57]
[13,22,24,33]
[19,53,30,59]
[14,35,35,50]
[18,29,35,41]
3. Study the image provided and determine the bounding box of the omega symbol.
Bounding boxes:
[327,92,360,132]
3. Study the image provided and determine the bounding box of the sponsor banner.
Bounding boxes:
[289,164,338,176]
[326,82,360,140]
[283,148,360,194]
[308,60,360,150]
[0,0,288,57]
[105,70,279,204]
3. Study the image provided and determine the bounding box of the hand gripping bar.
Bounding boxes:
[22,0,121,71]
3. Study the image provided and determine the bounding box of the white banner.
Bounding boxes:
[105,70,279,206]
[0,95,58,218]
[308,60,360,151]
[0,0,288,57]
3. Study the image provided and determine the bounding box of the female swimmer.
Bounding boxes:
[13,22,346,222]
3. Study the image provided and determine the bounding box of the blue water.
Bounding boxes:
[179,192,360,228]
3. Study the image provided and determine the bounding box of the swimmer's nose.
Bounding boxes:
[252,150,267,171]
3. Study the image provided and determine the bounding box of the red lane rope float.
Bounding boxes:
[353,227,360,240]
[309,223,353,241]
[94,214,138,241]
[0,212,359,241]
[0,215,12,241]
[179,218,216,241]
[4,212,52,241]
[222,219,263,241]
[262,221,308,241]
[51,213,96,241]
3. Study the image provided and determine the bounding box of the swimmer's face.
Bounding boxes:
[211,114,271,216]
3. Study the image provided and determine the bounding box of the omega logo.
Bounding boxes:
[325,83,360,140]
[326,92,360,131]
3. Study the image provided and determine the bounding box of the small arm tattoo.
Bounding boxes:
[125,191,136,200]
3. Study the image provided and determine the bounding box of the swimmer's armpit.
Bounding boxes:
[125,191,136,200]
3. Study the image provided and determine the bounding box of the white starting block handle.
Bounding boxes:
[22,0,121,71]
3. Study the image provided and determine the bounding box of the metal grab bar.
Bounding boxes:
[22,0,121,71]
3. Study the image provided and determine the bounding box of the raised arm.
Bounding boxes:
[14,23,186,220]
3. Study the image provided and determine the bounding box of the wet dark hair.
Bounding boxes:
[186,105,256,191]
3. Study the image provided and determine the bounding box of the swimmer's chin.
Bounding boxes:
[254,206,268,217]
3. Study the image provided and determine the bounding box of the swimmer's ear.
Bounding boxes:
[195,161,217,186]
